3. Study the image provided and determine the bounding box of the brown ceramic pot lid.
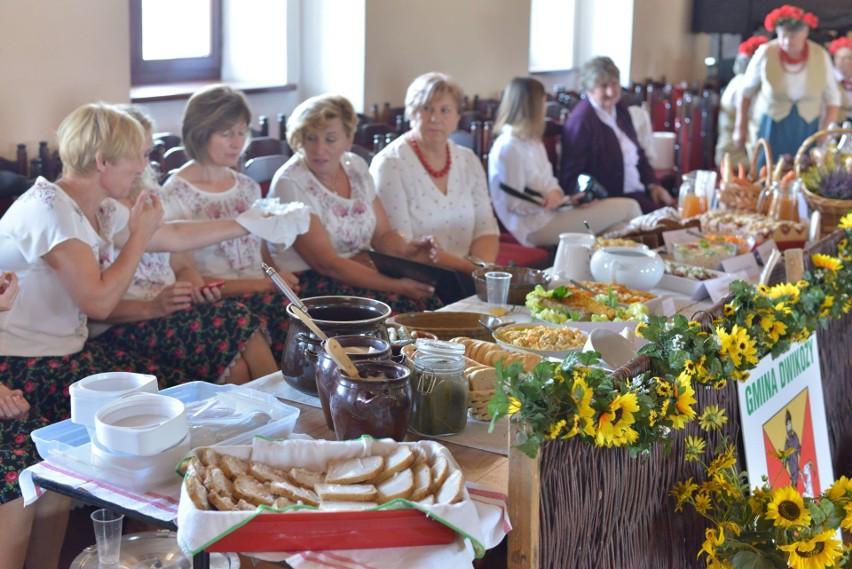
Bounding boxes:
[71,530,238,569]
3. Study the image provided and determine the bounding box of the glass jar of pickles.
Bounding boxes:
[409,341,468,436]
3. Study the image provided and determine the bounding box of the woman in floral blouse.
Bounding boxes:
[267,94,442,313]
[161,85,302,354]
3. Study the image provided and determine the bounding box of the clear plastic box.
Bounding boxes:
[32,381,300,461]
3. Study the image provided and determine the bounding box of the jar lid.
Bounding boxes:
[414,339,465,358]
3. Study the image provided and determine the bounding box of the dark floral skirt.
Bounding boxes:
[294,270,444,315]
[233,292,292,356]
[91,299,262,383]
[0,345,192,504]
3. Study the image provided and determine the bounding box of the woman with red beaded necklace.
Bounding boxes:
[734,5,840,166]
[371,72,500,275]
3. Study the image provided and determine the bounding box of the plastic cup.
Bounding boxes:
[485,271,512,315]
[90,508,124,565]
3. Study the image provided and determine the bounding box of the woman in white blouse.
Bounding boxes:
[489,77,641,246]
[370,72,499,274]
[267,94,441,312]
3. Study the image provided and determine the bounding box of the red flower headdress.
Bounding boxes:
[738,36,769,57]
[764,5,819,33]
[828,37,852,56]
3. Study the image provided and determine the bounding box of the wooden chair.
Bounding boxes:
[153,132,182,152]
[349,143,375,165]
[244,154,289,197]
[245,136,285,161]
[0,171,28,217]
[354,123,395,151]
[458,111,486,133]
[160,146,188,183]
[542,119,562,178]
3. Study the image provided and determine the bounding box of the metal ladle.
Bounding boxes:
[262,263,361,378]
[582,220,607,250]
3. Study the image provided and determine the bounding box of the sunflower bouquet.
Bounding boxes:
[672,424,852,569]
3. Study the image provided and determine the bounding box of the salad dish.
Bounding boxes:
[525,284,650,325]
[493,322,588,360]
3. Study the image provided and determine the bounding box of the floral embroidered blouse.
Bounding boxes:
[267,152,377,273]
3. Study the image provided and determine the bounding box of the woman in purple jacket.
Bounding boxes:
[559,56,674,214]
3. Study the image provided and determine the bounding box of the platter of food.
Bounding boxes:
[525,284,652,325]
[492,322,588,359]
[658,260,727,297]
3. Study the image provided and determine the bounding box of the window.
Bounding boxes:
[130,0,222,85]
[529,0,576,73]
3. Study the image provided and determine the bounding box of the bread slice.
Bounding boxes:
[315,483,378,503]
[435,469,465,504]
[208,491,239,511]
[410,462,432,501]
[185,473,210,510]
[374,446,415,483]
[203,466,233,497]
[271,496,294,510]
[467,367,497,391]
[377,468,414,503]
[416,494,435,506]
[269,480,320,507]
[249,461,288,484]
[411,446,429,467]
[289,467,325,490]
[430,455,450,490]
[219,454,249,479]
[320,501,378,512]
[233,474,276,506]
[325,455,384,484]
[197,448,220,468]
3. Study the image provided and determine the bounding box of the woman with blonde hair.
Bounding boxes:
[489,77,641,246]
[267,94,441,312]
[371,72,499,274]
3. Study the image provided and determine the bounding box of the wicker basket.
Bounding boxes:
[794,128,852,236]
[719,138,773,212]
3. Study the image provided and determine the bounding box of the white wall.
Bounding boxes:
[363,0,532,109]
[631,0,710,84]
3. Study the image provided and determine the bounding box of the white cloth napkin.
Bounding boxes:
[235,199,311,245]
[176,438,509,567]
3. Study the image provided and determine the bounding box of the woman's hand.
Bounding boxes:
[649,184,675,206]
[190,281,224,305]
[406,235,440,264]
[151,281,194,317]
[731,126,747,150]
[543,189,566,210]
[397,278,436,300]
[128,190,164,243]
[279,270,300,293]
[0,272,19,311]
[0,384,30,420]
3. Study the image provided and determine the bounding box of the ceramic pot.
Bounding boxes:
[281,296,391,395]
[589,246,664,290]
[316,335,391,430]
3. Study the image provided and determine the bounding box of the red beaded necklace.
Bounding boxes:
[779,43,809,73]
[409,137,451,178]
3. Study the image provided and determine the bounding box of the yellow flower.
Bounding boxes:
[507,396,522,416]
[838,211,852,229]
[684,435,705,462]
[699,527,725,562]
[779,529,844,569]
[826,475,852,500]
[634,321,647,338]
[765,486,811,528]
[571,376,596,437]
[707,445,736,478]
[767,282,800,302]
[819,295,834,317]
[717,325,757,367]
[842,502,852,532]
[811,253,842,273]
[723,303,735,317]
[546,419,567,440]
[693,492,711,515]
[670,477,698,512]
[749,486,772,516]
[699,405,728,431]
[594,393,639,448]
[655,377,673,398]
[767,319,788,343]
[668,375,697,429]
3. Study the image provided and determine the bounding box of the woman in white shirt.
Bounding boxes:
[267,94,440,312]
[161,85,307,355]
[489,77,641,246]
[371,72,500,274]
[0,103,194,569]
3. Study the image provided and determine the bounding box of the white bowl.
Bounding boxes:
[90,431,190,491]
[70,372,158,428]
[494,322,588,360]
[589,246,664,290]
[582,328,636,370]
[94,392,187,456]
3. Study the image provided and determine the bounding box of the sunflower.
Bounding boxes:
[684,435,706,462]
[699,526,725,562]
[670,477,698,512]
[655,376,673,398]
[826,475,852,500]
[779,529,844,569]
[707,445,737,477]
[766,282,800,302]
[546,419,567,440]
[765,486,811,528]
[811,253,842,273]
[699,405,728,431]
[507,396,522,416]
[839,212,852,229]
[819,295,834,317]
[717,324,758,367]
[842,502,852,532]
[571,376,596,437]
[594,393,639,448]
[668,374,697,429]
[694,491,712,515]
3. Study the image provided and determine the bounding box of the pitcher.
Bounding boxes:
[552,232,595,282]
[757,178,801,223]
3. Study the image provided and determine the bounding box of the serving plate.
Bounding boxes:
[493,322,588,360]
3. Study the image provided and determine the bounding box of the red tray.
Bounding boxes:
[204,509,457,552]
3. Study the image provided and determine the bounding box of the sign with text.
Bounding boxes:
[736,335,833,496]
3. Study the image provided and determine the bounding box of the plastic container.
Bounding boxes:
[70,372,159,429]
[32,382,300,461]
[94,393,187,456]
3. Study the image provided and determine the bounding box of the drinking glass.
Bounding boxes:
[484,271,512,316]
[91,508,124,566]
